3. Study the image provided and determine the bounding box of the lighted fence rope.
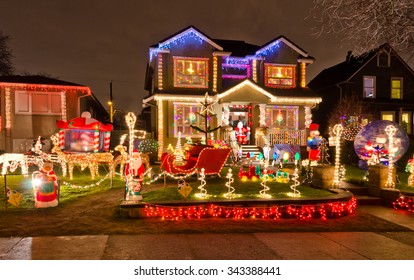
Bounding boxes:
[385,125,396,188]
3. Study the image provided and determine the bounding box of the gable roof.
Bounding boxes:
[255,36,309,57]
[0,75,91,94]
[152,26,223,51]
[308,43,414,91]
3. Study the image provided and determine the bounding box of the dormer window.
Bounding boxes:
[377,51,390,67]
[264,64,295,88]
[174,57,209,88]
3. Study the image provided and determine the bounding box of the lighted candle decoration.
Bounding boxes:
[224,168,235,198]
[195,168,208,199]
[332,124,344,188]
[385,125,397,188]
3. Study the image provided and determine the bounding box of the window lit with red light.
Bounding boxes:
[265,106,298,129]
[174,57,209,88]
[265,64,295,88]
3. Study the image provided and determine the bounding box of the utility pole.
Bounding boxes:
[108,81,114,123]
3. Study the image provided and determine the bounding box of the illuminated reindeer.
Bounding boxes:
[50,134,114,180]
[112,134,151,177]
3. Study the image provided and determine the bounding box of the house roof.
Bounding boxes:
[212,39,260,57]
[307,44,403,91]
[0,75,91,94]
[150,26,312,59]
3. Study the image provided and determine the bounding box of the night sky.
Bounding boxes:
[0,0,348,114]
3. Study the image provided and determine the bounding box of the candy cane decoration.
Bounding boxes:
[59,130,65,150]
[93,131,99,153]
[104,131,111,151]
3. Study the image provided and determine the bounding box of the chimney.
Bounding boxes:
[346,51,353,62]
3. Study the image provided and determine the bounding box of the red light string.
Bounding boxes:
[144,197,357,221]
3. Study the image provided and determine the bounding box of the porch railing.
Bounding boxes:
[260,129,307,146]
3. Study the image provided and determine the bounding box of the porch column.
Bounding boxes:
[222,103,230,126]
[157,99,164,160]
[304,106,312,128]
[5,87,12,152]
[259,104,266,126]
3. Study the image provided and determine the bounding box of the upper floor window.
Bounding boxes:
[15,91,62,115]
[391,77,403,99]
[174,57,209,88]
[363,76,376,98]
[377,51,390,67]
[264,64,295,88]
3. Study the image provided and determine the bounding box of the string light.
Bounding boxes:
[304,106,312,128]
[194,168,209,199]
[144,197,357,220]
[0,153,29,175]
[173,57,209,88]
[252,60,258,82]
[300,62,306,88]
[288,165,301,198]
[158,53,163,90]
[173,131,184,166]
[222,104,230,126]
[0,82,91,95]
[265,64,296,89]
[385,125,397,188]
[224,168,236,198]
[5,87,11,129]
[393,194,414,212]
[259,167,271,198]
[332,124,343,188]
[62,172,112,189]
[157,99,164,160]
[60,91,67,122]
[259,104,266,126]
[213,56,217,92]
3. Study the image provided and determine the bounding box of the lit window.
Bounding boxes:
[402,112,411,133]
[174,57,208,88]
[173,103,205,137]
[363,77,376,98]
[381,112,394,122]
[264,64,295,88]
[391,78,403,99]
[265,106,298,129]
[15,91,62,115]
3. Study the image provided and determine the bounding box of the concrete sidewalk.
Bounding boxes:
[0,206,413,260]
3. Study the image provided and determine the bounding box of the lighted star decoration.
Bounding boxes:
[198,92,216,116]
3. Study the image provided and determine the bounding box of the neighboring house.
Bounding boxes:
[308,44,414,135]
[142,26,321,159]
[0,75,98,152]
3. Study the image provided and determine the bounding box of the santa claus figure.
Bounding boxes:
[234,121,248,144]
[125,149,145,201]
[33,161,58,208]
[307,123,322,161]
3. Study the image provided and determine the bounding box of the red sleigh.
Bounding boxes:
[161,146,231,176]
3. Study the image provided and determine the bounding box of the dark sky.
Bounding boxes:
[0,0,348,114]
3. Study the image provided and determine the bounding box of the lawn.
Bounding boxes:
[2,163,413,210]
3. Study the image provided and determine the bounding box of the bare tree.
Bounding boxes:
[310,0,414,62]
[0,31,13,75]
[327,93,366,130]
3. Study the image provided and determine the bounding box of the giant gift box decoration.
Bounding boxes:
[56,112,113,153]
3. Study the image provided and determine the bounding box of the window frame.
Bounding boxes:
[363,76,376,98]
[390,77,403,99]
[264,63,296,88]
[173,56,209,88]
[14,90,62,115]
[401,111,411,134]
[265,105,299,129]
[381,111,395,122]
[173,102,205,138]
[377,51,390,67]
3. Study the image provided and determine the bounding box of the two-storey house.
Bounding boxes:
[142,26,322,159]
[308,44,414,135]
